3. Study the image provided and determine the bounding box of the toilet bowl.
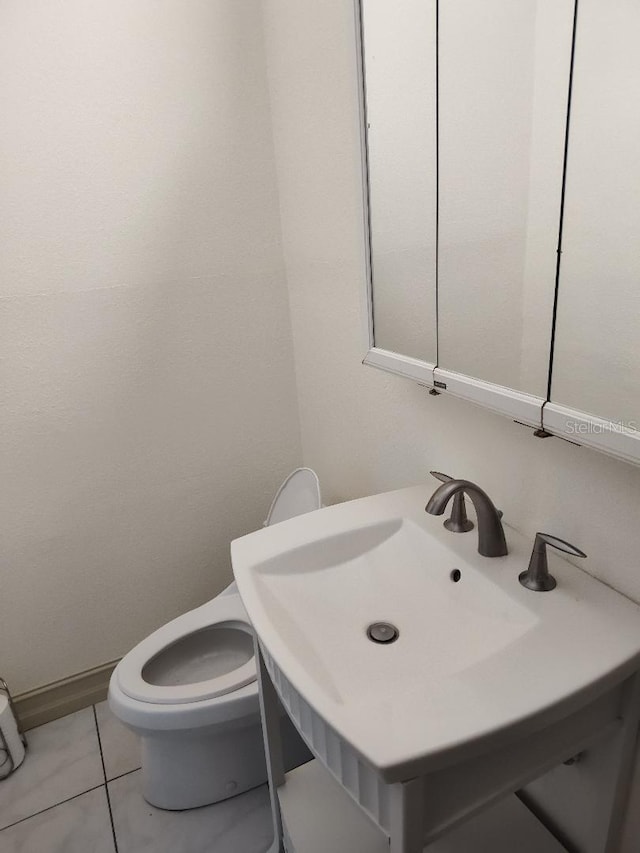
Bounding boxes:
[108,469,321,810]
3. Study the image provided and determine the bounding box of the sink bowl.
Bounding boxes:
[250,517,536,705]
[232,486,640,783]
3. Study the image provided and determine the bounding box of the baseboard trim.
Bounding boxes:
[14,660,120,731]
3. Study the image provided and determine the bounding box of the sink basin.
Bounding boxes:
[250,517,537,705]
[232,486,640,783]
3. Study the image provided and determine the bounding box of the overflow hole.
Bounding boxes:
[450,569,461,583]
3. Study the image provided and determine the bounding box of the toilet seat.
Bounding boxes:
[115,595,256,705]
[264,467,322,526]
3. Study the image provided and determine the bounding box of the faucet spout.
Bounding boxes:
[426,479,508,557]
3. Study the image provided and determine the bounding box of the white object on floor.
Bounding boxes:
[279,759,567,853]
[0,691,25,779]
[109,469,321,811]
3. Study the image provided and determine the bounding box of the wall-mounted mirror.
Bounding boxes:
[545,0,640,464]
[357,0,640,466]
[437,0,573,401]
[359,0,575,418]
[360,0,437,368]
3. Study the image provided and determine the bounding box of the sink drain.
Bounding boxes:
[367,622,399,644]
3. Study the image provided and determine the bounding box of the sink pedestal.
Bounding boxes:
[256,637,640,853]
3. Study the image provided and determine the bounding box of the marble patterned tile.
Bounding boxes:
[95,700,141,781]
[109,770,274,853]
[0,707,104,830]
[0,786,115,853]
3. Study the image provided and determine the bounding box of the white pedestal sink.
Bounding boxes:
[232,486,640,852]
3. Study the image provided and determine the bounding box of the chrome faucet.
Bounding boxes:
[425,479,508,557]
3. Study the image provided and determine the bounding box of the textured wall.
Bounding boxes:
[261,0,640,849]
[0,0,301,694]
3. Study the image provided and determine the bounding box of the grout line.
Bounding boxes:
[107,766,142,784]
[0,783,105,833]
[92,704,109,788]
[93,705,120,853]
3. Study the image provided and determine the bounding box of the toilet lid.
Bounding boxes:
[264,468,321,526]
[116,596,256,705]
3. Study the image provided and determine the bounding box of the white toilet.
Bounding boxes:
[108,469,321,810]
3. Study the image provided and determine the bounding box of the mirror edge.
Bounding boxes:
[543,404,640,468]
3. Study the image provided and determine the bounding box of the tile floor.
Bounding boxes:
[0,703,274,852]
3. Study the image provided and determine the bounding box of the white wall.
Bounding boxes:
[0,0,301,695]
[261,0,640,849]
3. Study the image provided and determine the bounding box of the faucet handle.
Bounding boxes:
[519,532,587,592]
[430,471,453,484]
[429,471,474,533]
[535,533,587,559]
